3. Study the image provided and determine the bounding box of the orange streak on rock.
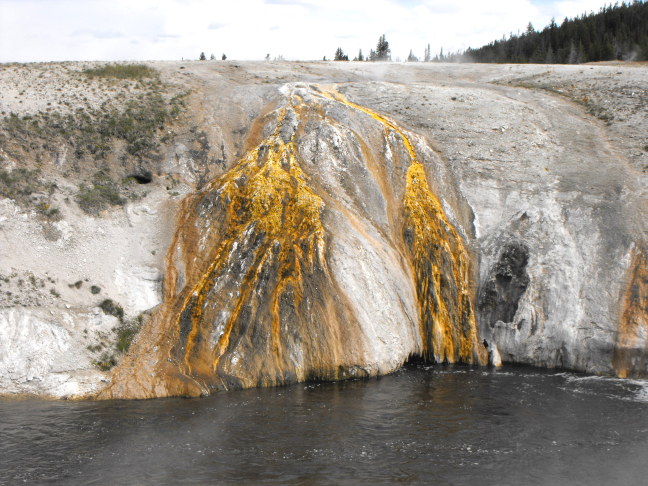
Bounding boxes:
[613,250,648,378]
[321,86,485,365]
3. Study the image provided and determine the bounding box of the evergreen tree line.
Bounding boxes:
[464,1,648,63]
[332,34,391,61]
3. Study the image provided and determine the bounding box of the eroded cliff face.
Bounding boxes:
[99,85,486,399]
[1,62,646,398]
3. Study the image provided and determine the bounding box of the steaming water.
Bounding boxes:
[2,365,647,485]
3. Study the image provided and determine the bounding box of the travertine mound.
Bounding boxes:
[0,61,645,398]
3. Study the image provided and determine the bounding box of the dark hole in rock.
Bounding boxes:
[131,170,153,184]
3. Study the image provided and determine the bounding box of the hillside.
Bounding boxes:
[466,1,648,63]
[0,61,646,398]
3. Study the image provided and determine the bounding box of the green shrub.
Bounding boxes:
[115,316,143,353]
[99,298,124,321]
[87,343,104,352]
[94,352,117,371]
[0,168,42,199]
[76,171,125,215]
[35,201,62,221]
[99,93,169,156]
[82,64,158,80]
[1,85,186,162]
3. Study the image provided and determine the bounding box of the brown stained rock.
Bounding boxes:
[613,251,648,378]
[99,86,486,399]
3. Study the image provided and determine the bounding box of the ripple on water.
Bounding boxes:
[1,366,647,485]
[556,372,648,403]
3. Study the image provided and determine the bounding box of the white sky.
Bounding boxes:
[0,0,614,62]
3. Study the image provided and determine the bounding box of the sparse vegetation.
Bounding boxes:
[115,314,144,353]
[1,91,186,161]
[82,63,158,80]
[88,310,144,371]
[94,352,117,371]
[90,285,101,294]
[76,171,126,215]
[35,202,62,221]
[0,168,55,206]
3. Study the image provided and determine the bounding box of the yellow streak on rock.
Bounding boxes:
[321,87,484,364]
[176,107,326,378]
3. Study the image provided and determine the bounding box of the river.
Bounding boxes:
[1,365,647,485]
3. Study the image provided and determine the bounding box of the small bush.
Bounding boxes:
[36,202,62,221]
[99,298,124,321]
[87,343,104,352]
[94,352,117,371]
[92,313,143,371]
[90,285,101,294]
[0,168,42,199]
[115,317,142,353]
[82,64,158,80]
[76,171,125,215]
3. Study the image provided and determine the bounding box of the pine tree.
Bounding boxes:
[407,49,418,62]
[424,44,431,62]
[375,34,391,61]
[334,47,348,61]
[358,49,364,61]
[222,53,227,60]
[210,53,215,60]
[464,1,648,63]
[199,52,206,61]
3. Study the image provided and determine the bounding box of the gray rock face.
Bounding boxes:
[478,242,530,329]
[0,61,646,398]
[340,68,645,377]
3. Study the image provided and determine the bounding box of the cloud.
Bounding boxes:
[0,0,615,62]
[264,0,313,5]
[72,30,124,39]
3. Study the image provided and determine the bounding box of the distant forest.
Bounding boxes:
[462,1,648,63]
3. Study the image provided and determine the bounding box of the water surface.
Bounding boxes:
[2,365,647,485]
